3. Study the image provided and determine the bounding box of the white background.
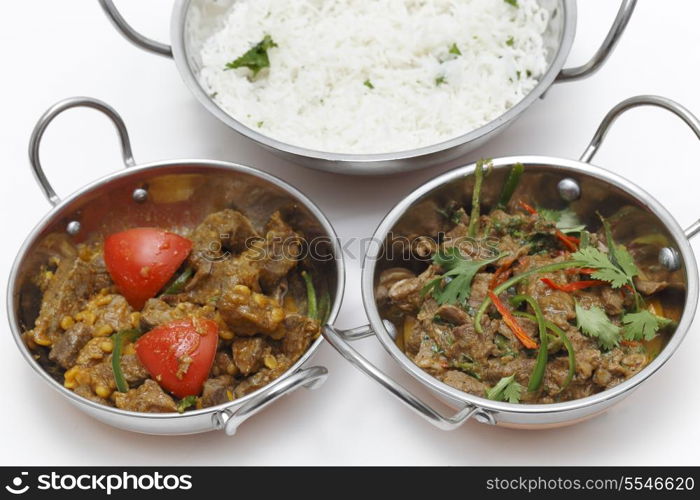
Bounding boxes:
[1,0,699,466]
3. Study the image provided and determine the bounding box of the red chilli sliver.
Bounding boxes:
[540,277,606,292]
[488,290,538,349]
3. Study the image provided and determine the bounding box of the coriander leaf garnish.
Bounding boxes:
[504,0,519,6]
[571,247,633,289]
[569,215,643,308]
[449,43,462,56]
[363,79,374,89]
[502,378,523,403]
[538,207,583,233]
[225,35,277,77]
[435,76,447,86]
[486,375,523,403]
[537,207,585,229]
[622,310,672,341]
[506,36,515,47]
[598,213,644,310]
[575,302,621,350]
[599,214,637,277]
[177,395,197,413]
[422,248,505,305]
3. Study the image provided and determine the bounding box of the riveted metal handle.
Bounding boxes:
[214,366,328,436]
[579,95,700,240]
[556,0,637,83]
[323,325,487,430]
[98,0,173,58]
[28,97,135,207]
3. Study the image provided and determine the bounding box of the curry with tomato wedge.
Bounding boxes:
[24,209,329,413]
[378,161,681,404]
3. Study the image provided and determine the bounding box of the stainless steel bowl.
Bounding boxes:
[7,97,345,436]
[323,95,700,429]
[98,0,636,175]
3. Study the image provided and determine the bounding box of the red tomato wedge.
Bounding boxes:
[104,228,192,310]
[135,318,218,398]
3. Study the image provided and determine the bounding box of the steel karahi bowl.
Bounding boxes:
[7,97,345,436]
[98,0,636,175]
[323,95,700,429]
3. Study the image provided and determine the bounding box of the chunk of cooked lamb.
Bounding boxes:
[232,337,266,375]
[188,209,259,265]
[281,314,320,359]
[49,323,93,369]
[201,375,235,408]
[249,212,302,292]
[28,243,111,345]
[217,285,285,335]
[114,380,177,413]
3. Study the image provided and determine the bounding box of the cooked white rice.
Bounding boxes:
[196,0,550,155]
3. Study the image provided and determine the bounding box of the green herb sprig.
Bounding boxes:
[177,395,198,414]
[486,375,523,403]
[575,302,621,350]
[422,248,505,305]
[225,35,278,77]
[622,310,672,342]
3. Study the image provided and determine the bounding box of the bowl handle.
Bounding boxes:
[323,324,490,430]
[579,95,700,240]
[556,0,637,83]
[98,0,172,58]
[28,97,135,207]
[213,366,328,436]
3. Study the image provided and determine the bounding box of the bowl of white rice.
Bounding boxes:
[100,0,636,175]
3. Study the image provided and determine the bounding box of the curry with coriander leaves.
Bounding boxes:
[377,161,677,404]
[24,209,329,413]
